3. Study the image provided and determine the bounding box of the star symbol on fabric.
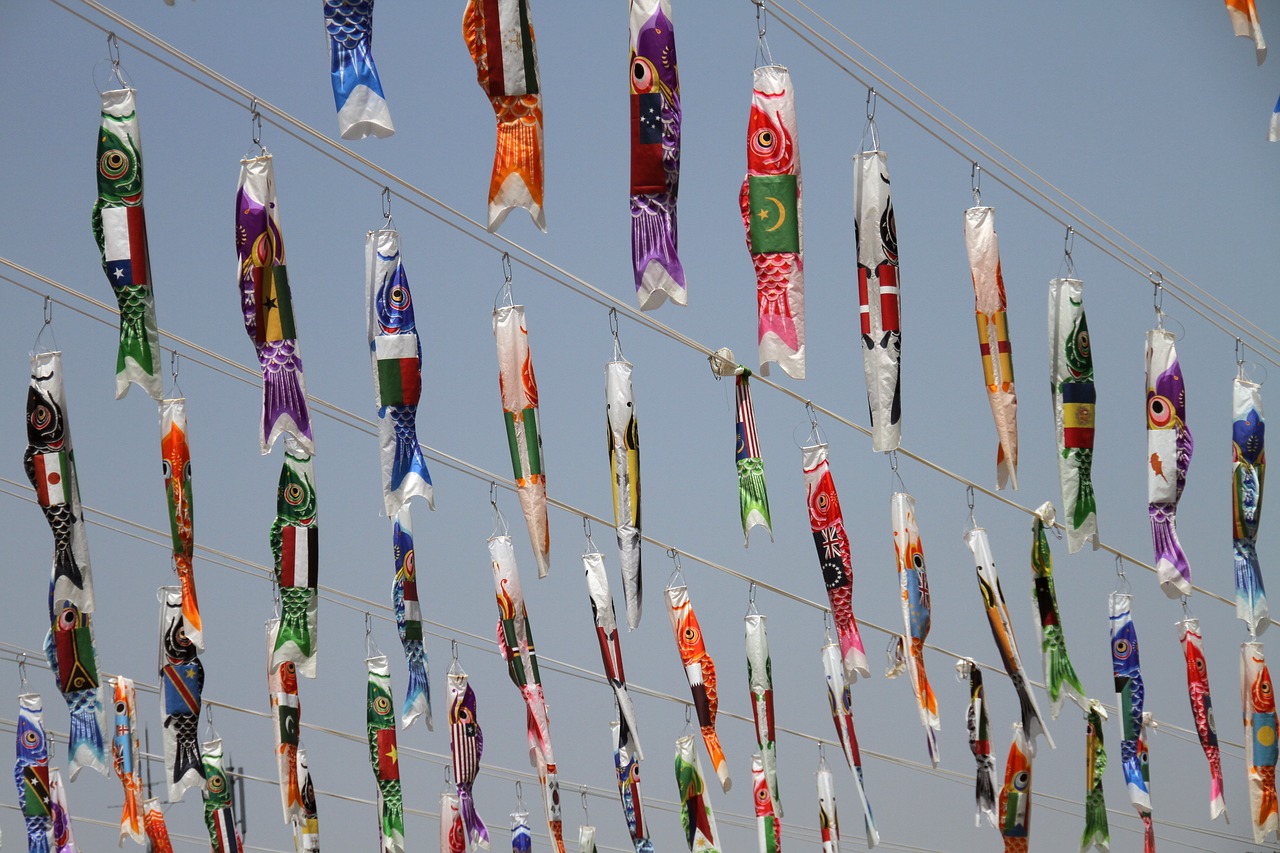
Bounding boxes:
[385,743,398,765]
[264,296,278,310]
[113,266,125,280]
[757,208,770,221]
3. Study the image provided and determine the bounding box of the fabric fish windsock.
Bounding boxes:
[964,205,1018,490]
[579,824,598,853]
[294,742,321,852]
[270,443,320,676]
[494,304,550,577]
[160,397,202,651]
[235,151,313,454]
[1271,94,1280,143]
[803,443,868,682]
[511,810,532,853]
[584,550,643,757]
[449,667,489,849]
[201,739,243,853]
[48,765,80,853]
[367,229,434,516]
[1178,618,1226,821]
[1233,375,1267,633]
[745,613,781,817]
[998,724,1032,853]
[816,754,839,853]
[324,0,395,139]
[267,620,303,824]
[111,676,144,844]
[966,524,1053,754]
[462,0,545,231]
[367,655,405,853]
[1225,0,1267,63]
[821,641,877,846]
[1047,277,1098,551]
[1109,593,1154,850]
[1147,327,1194,598]
[91,86,162,400]
[1242,641,1279,844]
[537,758,565,853]
[888,491,939,764]
[44,603,107,779]
[854,148,901,451]
[605,356,643,628]
[443,792,467,853]
[960,662,997,829]
[629,0,685,309]
[143,798,175,853]
[674,734,720,853]
[1029,506,1087,717]
[741,64,804,379]
[734,369,773,545]
[666,582,730,792]
[159,586,204,800]
[25,351,95,614]
[16,693,53,853]
[1081,701,1109,853]
[613,718,653,853]
[392,507,431,729]
[752,753,781,853]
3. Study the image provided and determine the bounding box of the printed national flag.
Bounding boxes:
[735,377,760,462]
[281,525,318,588]
[33,449,69,506]
[376,728,400,780]
[1061,382,1096,448]
[482,0,539,97]
[102,205,150,287]
[253,263,296,345]
[212,806,241,853]
[374,334,422,407]
[747,174,800,254]
[162,662,202,715]
[22,765,51,816]
[631,92,665,194]
[277,698,300,746]
[54,622,98,692]
[452,720,479,780]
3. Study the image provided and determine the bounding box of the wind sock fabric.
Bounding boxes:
[1030,507,1087,718]
[1047,277,1098,552]
[735,371,772,545]
[48,765,80,853]
[160,397,203,652]
[159,586,204,801]
[442,792,467,853]
[44,609,106,780]
[584,550,643,757]
[606,357,643,628]
[962,663,997,829]
[674,734,719,853]
[745,613,781,817]
[295,743,320,853]
[613,718,653,853]
[449,667,489,849]
[752,753,781,853]
[1147,327,1194,597]
[666,583,730,792]
[512,811,532,853]
[1110,593,1154,851]
[888,491,939,765]
[92,87,162,400]
[367,655,405,853]
[235,152,314,454]
[629,0,685,309]
[1242,641,1279,844]
[270,443,320,676]
[854,148,901,451]
[802,444,869,682]
[494,303,550,577]
[999,725,1032,853]
[462,0,545,232]
[816,755,839,853]
[1225,0,1267,63]
[1233,376,1267,633]
[143,798,174,853]
[110,676,144,845]
[966,524,1053,754]
[324,0,395,139]
[392,507,431,729]
[1082,702,1109,853]
[1271,94,1280,142]
[741,64,804,379]
[201,739,243,853]
[16,693,53,853]
[579,824,598,853]
[822,642,877,846]
[267,620,303,824]
[964,206,1018,490]
[1178,618,1227,821]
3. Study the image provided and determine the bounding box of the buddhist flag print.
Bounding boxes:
[33,450,69,507]
[281,526,318,589]
[375,335,422,408]
[101,206,150,288]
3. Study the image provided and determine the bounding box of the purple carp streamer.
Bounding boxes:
[367,655,405,853]
[201,739,243,853]
[854,149,902,451]
[235,152,314,454]
[111,676,144,845]
[1233,376,1267,633]
[449,666,489,849]
[16,693,53,853]
[606,356,643,628]
[270,444,320,676]
[613,719,653,853]
[1047,277,1098,551]
[1081,701,1109,853]
[887,491,939,765]
[1029,506,1086,718]
[741,65,804,379]
[745,613,781,817]
[392,508,431,729]
[674,734,720,853]
[267,620,303,824]
[92,87,162,400]
[752,752,781,853]
[964,206,1018,490]
[1146,327,1193,597]
[1110,593,1154,852]
[584,550,643,756]
[295,743,320,852]
[495,303,550,577]
[325,0,395,140]
[815,754,839,853]
[1178,618,1226,821]
[822,642,877,847]
[667,582,731,792]
[999,724,1032,853]
[1242,641,1279,843]
[48,765,81,853]
[160,397,203,652]
[958,660,996,829]
[629,0,685,309]
[159,587,204,801]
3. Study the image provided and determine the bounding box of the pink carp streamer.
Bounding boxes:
[1177,618,1227,821]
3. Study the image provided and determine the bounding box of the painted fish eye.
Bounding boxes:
[58,606,79,629]
[373,695,392,716]
[403,551,416,579]
[31,406,51,430]
[389,285,410,310]
[1013,770,1029,790]
[162,460,172,478]
[681,624,700,645]
[1262,680,1274,697]
[755,786,771,804]
[751,128,776,155]
[99,149,129,180]
[207,774,225,794]
[1195,658,1206,674]
[184,462,193,480]
[116,700,128,715]
[912,554,925,571]
[631,57,656,94]
[1076,329,1090,358]
[283,661,295,677]
[284,483,306,505]
[1147,395,1173,429]
[23,730,40,748]
[814,492,829,512]
[1113,638,1131,658]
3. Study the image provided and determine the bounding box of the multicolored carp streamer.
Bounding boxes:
[92,87,162,400]
[731,367,772,545]
[998,724,1032,853]
[745,613,781,817]
[1082,702,1110,853]
[324,0,395,140]
[366,229,434,516]
[49,765,80,853]
[16,693,53,853]
[235,152,313,454]
[963,205,1018,490]
[741,64,804,379]
[584,550,643,756]
[448,666,489,849]
[966,524,1053,754]
[442,792,466,853]
[159,587,204,800]
[367,655,405,853]
[958,660,996,829]
[1146,327,1194,598]
[511,810,532,853]
[160,397,203,651]
[143,798,175,853]
[270,444,319,676]
[201,739,243,853]
[267,620,303,824]
[1233,376,1267,633]
[803,444,868,682]
[752,753,781,853]
[815,754,839,853]
[822,641,877,846]
[44,608,106,780]
[1242,641,1279,844]
[495,303,550,577]
[606,355,643,628]
[613,718,653,853]
[1225,0,1267,63]
[666,582,730,792]
[629,0,684,309]
[1109,593,1154,851]
[579,824,598,853]
[294,743,320,853]
[111,676,144,844]
[674,734,720,853]
[1047,277,1098,551]
[1178,618,1227,821]
[888,491,939,764]
[392,507,431,729]
[462,0,545,231]
[1029,506,1086,718]
[854,148,901,451]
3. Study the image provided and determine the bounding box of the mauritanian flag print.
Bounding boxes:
[33,450,69,506]
[281,525,318,588]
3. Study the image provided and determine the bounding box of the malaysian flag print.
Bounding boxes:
[735,374,760,462]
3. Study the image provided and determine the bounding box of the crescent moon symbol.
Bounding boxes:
[764,196,787,232]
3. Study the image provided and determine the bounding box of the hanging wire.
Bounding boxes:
[609,308,624,361]
[666,548,686,589]
[746,581,760,617]
[1063,225,1076,278]
[860,87,880,152]
[889,449,906,493]
[104,31,129,90]
[583,516,597,553]
[495,252,515,311]
[753,0,774,68]
[32,295,55,355]
[167,350,184,399]
[1113,555,1132,596]
[965,484,976,529]
[970,162,982,206]
[1151,272,1165,330]
[380,186,396,232]
[489,482,509,539]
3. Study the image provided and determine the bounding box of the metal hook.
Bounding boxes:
[381,186,393,226]
[970,162,982,206]
[753,0,774,68]
[33,296,56,355]
[1063,226,1076,277]
[515,780,526,811]
[666,548,685,589]
[1114,555,1131,595]
[448,638,464,676]
[17,653,29,691]
[608,308,625,361]
[451,639,459,663]
[818,742,826,761]
[822,609,833,644]
[502,252,513,285]
[580,786,590,822]
[250,100,262,148]
[1150,272,1165,328]
[746,582,759,617]
[1180,595,1191,619]
[965,484,977,528]
[489,481,498,507]
[489,484,509,539]
[365,612,382,658]
[583,516,597,552]
[865,88,877,122]
[107,32,121,67]
[889,450,906,493]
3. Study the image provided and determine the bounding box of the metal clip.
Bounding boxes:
[494,253,515,310]
[609,308,624,361]
[1063,225,1075,278]
[965,484,976,528]
[1151,272,1165,328]
[489,483,509,538]
[666,548,686,589]
[746,582,759,617]
[365,612,382,659]
[1113,555,1131,596]
[889,450,906,493]
[970,162,982,206]
[515,780,526,812]
[381,186,395,231]
[250,98,262,147]
[753,0,774,68]
[861,88,880,152]
[17,653,29,692]
[822,609,833,644]
[583,516,597,553]
[580,787,590,822]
